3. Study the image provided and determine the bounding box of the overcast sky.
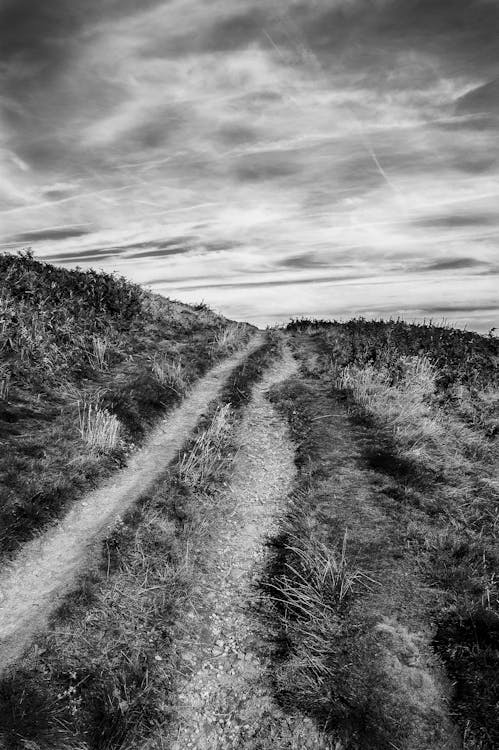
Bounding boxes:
[1,0,498,330]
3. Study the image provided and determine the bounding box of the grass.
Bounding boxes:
[213,321,251,354]
[0,250,254,559]
[178,403,233,487]
[77,402,121,451]
[280,319,499,748]
[260,369,416,749]
[150,354,186,396]
[0,333,279,750]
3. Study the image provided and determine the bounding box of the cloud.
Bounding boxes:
[302,0,499,71]
[233,152,302,182]
[420,257,489,272]
[280,252,332,270]
[175,273,368,291]
[414,213,497,229]
[455,77,499,116]
[424,304,499,313]
[0,0,497,332]
[43,250,119,263]
[203,9,268,52]
[9,226,90,243]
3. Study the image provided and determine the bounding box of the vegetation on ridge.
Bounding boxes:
[262,320,498,749]
[0,250,252,558]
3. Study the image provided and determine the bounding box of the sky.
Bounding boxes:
[0,0,498,331]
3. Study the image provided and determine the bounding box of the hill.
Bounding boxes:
[0,251,252,558]
[0,272,498,749]
[263,318,498,748]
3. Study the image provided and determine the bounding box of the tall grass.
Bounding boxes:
[179,404,233,487]
[296,319,499,746]
[77,402,121,451]
[89,335,109,371]
[338,355,443,456]
[262,499,397,747]
[213,322,249,354]
[267,527,370,616]
[150,355,187,396]
[0,368,10,401]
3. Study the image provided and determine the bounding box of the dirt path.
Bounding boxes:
[0,335,264,672]
[168,346,332,750]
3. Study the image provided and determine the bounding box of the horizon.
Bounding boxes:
[1,1,498,333]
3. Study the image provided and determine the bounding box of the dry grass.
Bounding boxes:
[337,353,492,471]
[89,335,109,371]
[0,367,10,401]
[338,355,443,456]
[178,403,233,487]
[213,322,249,354]
[77,402,121,451]
[150,355,187,396]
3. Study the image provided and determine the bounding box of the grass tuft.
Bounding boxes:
[0,367,10,401]
[213,322,250,354]
[179,403,233,487]
[77,402,121,451]
[150,354,187,396]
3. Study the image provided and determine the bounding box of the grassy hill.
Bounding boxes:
[0,251,252,558]
[1,260,498,749]
[263,318,499,748]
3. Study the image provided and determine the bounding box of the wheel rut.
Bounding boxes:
[169,345,332,749]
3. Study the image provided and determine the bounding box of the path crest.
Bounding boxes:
[0,334,263,671]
